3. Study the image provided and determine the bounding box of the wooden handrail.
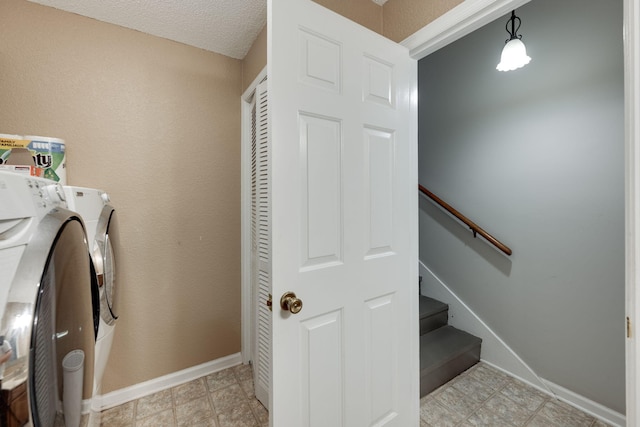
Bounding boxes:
[418,184,512,256]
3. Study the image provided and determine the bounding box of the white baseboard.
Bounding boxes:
[97,352,243,411]
[419,262,625,427]
[541,378,625,427]
[482,361,625,427]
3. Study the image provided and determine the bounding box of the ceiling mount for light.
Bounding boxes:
[496,10,531,72]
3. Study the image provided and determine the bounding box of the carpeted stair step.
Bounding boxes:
[419,295,448,336]
[420,325,482,397]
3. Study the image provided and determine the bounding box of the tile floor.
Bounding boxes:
[96,364,267,427]
[420,363,612,427]
[97,362,612,427]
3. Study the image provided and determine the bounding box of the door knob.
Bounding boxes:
[280,291,303,314]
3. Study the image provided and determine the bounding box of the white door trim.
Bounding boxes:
[402,0,532,59]
[402,1,639,425]
[241,66,268,365]
[623,0,640,424]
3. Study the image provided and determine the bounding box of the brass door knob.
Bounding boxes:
[280,291,303,314]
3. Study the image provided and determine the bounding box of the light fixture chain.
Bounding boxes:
[506,10,523,43]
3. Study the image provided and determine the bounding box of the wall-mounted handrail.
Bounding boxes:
[418,184,512,256]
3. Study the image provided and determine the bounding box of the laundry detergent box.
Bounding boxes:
[0,134,66,183]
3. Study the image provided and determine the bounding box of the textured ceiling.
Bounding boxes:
[27,0,268,59]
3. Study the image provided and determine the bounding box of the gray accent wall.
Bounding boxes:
[418,0,624,413]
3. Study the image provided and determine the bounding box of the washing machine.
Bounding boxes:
[63,186,119,401]
[0,171,98,427]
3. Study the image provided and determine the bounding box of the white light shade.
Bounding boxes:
[496,38,531,72]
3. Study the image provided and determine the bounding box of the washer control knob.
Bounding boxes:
[43,184,66,204]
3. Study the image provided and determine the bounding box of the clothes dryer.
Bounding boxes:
[0,171,98,427]
[63,186,119,399]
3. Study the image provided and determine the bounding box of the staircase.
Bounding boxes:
[420,295,482,397]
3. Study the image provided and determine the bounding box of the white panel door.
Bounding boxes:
[268,0,418,425]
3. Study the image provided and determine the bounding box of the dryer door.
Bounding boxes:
[94,206,119,325]
[0,210,96,427]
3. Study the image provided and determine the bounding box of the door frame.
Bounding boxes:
[401,0,639,425]
[240,0,639,424]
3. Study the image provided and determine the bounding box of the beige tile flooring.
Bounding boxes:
[96,364,267,427]
[96,362,612,427]
[420,363,612,427]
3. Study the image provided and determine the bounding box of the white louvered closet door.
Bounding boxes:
[252,80,271,409]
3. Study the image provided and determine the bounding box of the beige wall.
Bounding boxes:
[314,0,383,34]
[242,26,267,94]
[313,0,462,44]
[382,0,464,42]
[0,0,242,392]
[309,0,465,48]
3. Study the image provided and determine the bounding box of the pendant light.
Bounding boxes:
[496,10,531,72]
